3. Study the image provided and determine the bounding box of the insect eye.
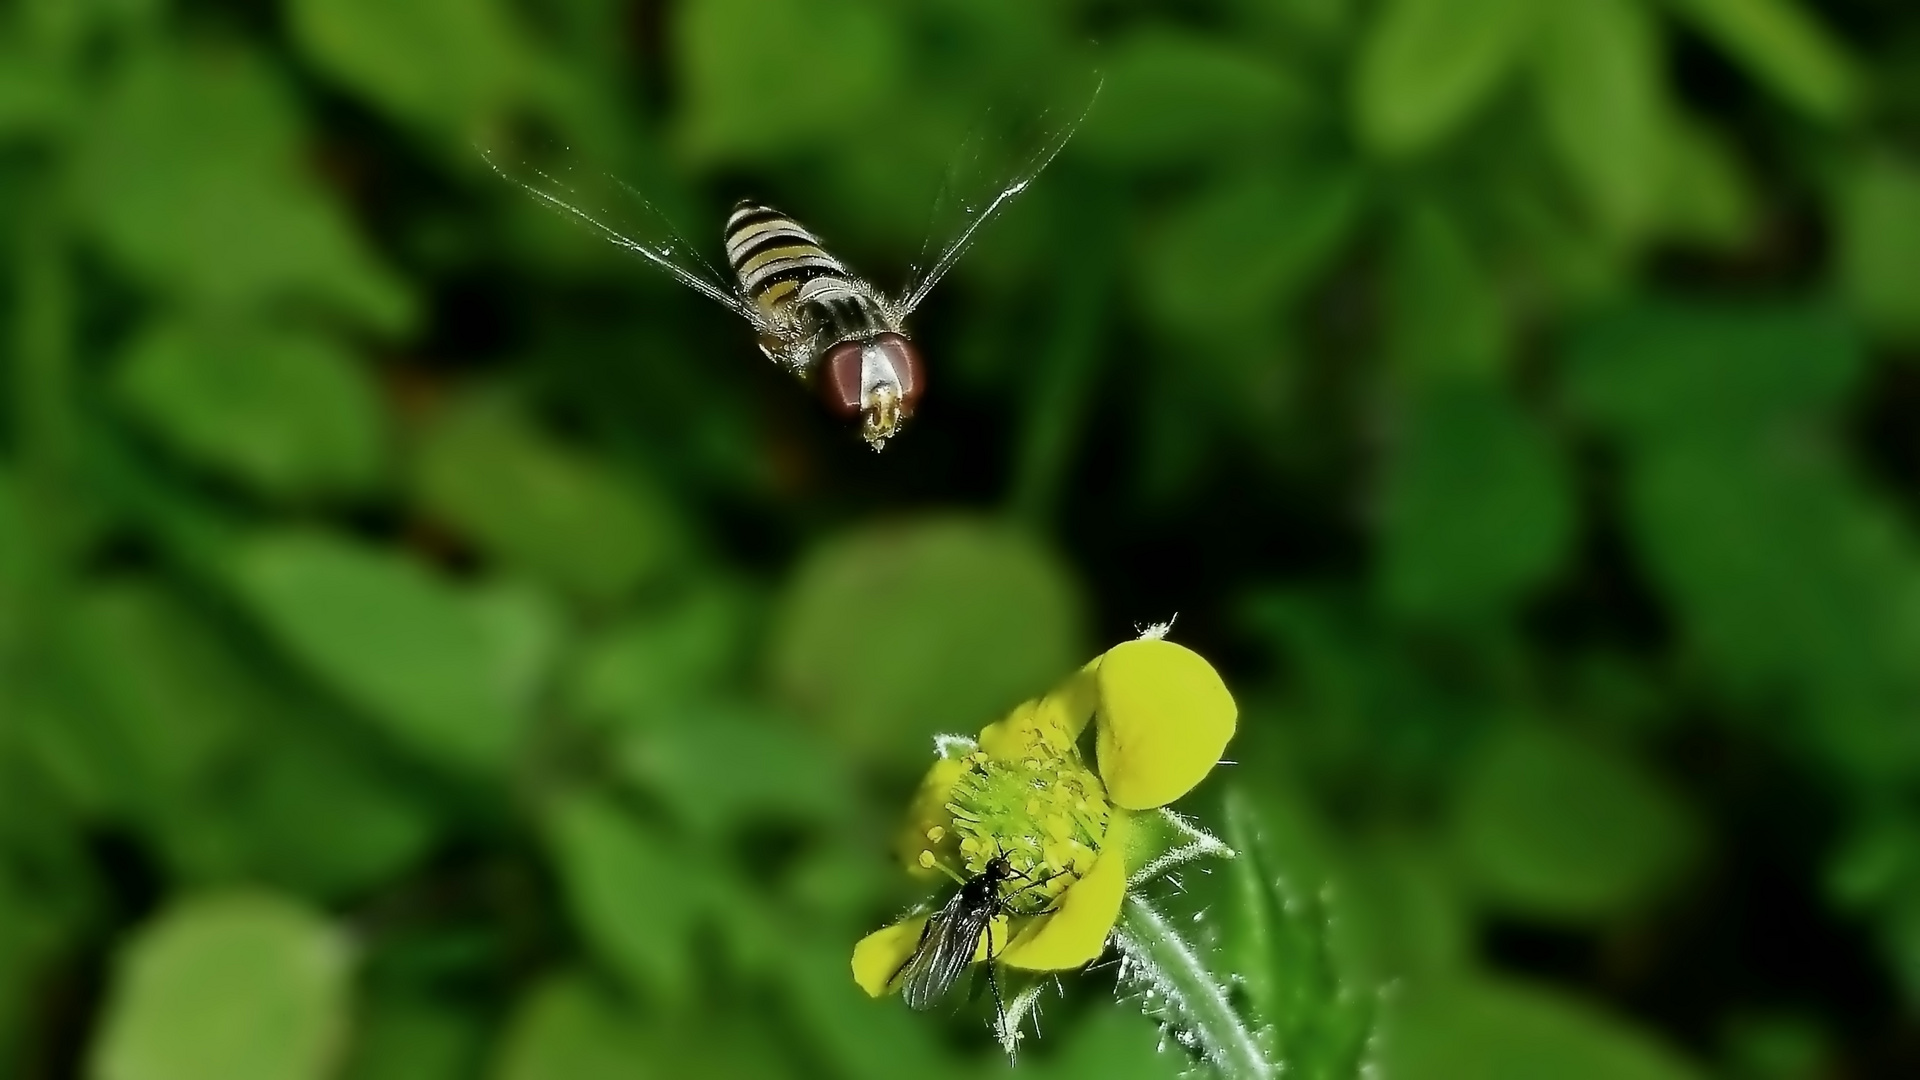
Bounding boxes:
[819,341,867,419]
[872,333,925,415]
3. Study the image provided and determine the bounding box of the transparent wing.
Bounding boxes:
[480,142,758,322]
[897,69,1103,318]
[899,893,993,1011]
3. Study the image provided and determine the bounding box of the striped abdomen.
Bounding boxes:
[724,200,888,348]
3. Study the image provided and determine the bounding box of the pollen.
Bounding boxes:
[942,711,1112,914]
[918,850,937,870]
[925,826,945,843]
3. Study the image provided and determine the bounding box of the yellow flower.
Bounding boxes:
[853,637,1236,997]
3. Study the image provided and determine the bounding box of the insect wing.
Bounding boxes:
[898,888,997,1012]
[481,142,759,323]
[896,69,1103,318]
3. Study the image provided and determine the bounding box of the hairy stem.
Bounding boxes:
[1115,893,1275,1080]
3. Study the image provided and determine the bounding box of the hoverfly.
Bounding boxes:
[893,853,1062,1054]
[483,77,1100,451]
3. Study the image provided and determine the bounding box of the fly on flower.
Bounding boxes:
[481,73,1100,451]
[894,854,1066,1034]
[853,633,1241,1056]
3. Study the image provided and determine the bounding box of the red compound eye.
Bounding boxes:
[818,334,925,420]
[873,333,925,416]
[820,340,866,419]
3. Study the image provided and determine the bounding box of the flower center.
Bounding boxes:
[931,736,1110,915]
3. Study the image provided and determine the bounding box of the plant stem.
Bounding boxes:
[1115,892,1275,1080]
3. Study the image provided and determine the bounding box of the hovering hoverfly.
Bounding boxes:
[483,77,1100,451]
[893,853,1063,1054]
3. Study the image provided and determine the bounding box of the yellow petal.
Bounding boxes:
[1095,640,1236,809]
[978,664,1101,761]
[852,915,929,997]
[851,911,1014,998]
[897,756,970,878]
[999,812,1130,971]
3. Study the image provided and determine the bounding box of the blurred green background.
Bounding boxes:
[4,0,1920,1076]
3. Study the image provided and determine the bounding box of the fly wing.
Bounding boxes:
[480,141,761,324]
[895,68,1103,319]
[898,891,996,1012]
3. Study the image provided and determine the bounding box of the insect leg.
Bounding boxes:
[983,919,1013,1061]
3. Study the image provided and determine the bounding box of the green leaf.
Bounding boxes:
[543,791,707,999]
[183,727,440,899]
[676,0,904,163]
[89,892,350,1080]
[1217,787,1379,1075]
[1533,0,1666,240]
[343,994,481,1080]
[1384,202,1505,378]
[1451,726,1700,921]
[565,584,754,731]
[1377,384,1576,622]
[1076,29,1313,169]
[73,44,412,331]
[1664,0,1862,122]
[1353,0,1537,156]
[769,516,1084,763]
[114,319,387,501]
[493,973,654,1080]
[288,0,533,131]
[1140,163,1365,334]
[1654,113,1757,250]
[43,582,260,818]
[228,530,555,772]
[412,390,681,603]
[1565,300,1863,435]
[1835,152,1920,343]
[1380,974,1704,1079]
[615,704,856,835]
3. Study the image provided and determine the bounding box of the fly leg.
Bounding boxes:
[983,920,1014,1062]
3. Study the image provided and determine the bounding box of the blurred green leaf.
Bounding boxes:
[41,581,258,818]
[1077,29,1313,169]
[1379,974,1704,1079]
[177,727,440,899]
[1353,0,1536,156]
[544,791,708,999]
[1040,1002,1189,1080]
[1654,113,1757,250]
[0,43,73,139]
[1566,301,1863,434]
[1836,152,1920,343]
[343,994,481,1080]
[492,972,653,1080]
[616,704,855,835]
[1566,302,1920,774]
[1140,163,1364,334]
[413,390,681,604]
[676,0,903,163]
[288,0,534,132]
[229,530,556,772]
[769,516,1083,763]
[1378,384,1576,621]
[74,44,414,331]
[89,892,350,1080]
[566,584,754,731]
[115,319,387,501]
[1451,726,1700,921]
[1533,0,1666,240]
[1384,202,1505,378]
[1665,0,1862,122]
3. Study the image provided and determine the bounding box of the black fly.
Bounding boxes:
[893,854,1059,1054]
